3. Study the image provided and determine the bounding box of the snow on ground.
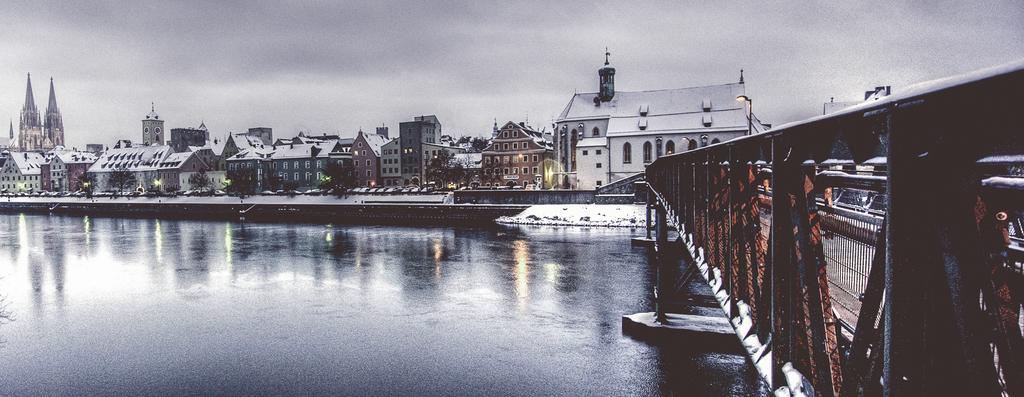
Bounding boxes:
[1,193,452,205]
[496,204,646,227]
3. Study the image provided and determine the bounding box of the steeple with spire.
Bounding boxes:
[18,73,45,151]
[43,77,65,148]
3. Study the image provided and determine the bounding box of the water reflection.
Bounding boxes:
[0,214,764,396]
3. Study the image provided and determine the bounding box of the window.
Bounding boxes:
[512,143,518,149]
[306,172,311,180]
[596,163,602,168]
[623,142,632,163]
[504,168,509,175]
[592,127,599,136]
[582,150,588,156]
[305,161,310,168]
[503,143,509,150]
[596,149,602,155]
[293,161,299,168]
[522,167,528,174]
[666,140,675,155]
[643,142,652,163]
[365,160,371,167]
[283,162,288,169]
[532,155,538,162]
[293,173,298,180]
[532,167,538,174]
[366,170,371,177]
[596,180,602,186]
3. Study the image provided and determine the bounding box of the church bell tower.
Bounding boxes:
[142,103,164,145]
[598,48,616,103]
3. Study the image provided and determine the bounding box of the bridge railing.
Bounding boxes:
[645,60,1024,396]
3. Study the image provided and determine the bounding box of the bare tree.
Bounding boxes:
[188,168,211,193]
[108,167,136,194]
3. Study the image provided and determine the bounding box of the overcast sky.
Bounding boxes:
[1,1,1021,149]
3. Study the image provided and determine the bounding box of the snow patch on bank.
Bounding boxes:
[497,204,645,227]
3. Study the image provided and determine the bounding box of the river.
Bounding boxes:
[0,213,764,395]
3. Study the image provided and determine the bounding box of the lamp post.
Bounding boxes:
[736,95,753,136]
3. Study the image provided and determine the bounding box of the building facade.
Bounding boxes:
[269,141,347,191]
[48,150,98,192]
[0,152,46,192]
[481,121,555,188]
[553,54,767,189]
[380,139,401,186]
[170,124,209,152]
[398,115,441,185]
[352,130,389,187]
[87,144,172,192]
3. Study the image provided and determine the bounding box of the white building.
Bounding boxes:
[87,144,173,191]
[553,53,768,189]
[0,151,46,192]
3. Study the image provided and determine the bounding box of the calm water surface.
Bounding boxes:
[0,213,763,396]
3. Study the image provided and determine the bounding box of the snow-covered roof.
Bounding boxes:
[557,82,767,135]
[156,151,197,169]
[88,145,172,173]
[227,147,275,161]
[5,152,47,175]
[358,133,389,157]
[52,150,97,165]
[271,140,341,160]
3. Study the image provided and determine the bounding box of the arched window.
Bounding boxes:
[622,142,632,164]
[592,127,600,137]
[570,130,578,171]
[687,139,697,151]
[711,138,721,144]
[643,141,652,163]
[666,140,675,155]
[655,137,663,158]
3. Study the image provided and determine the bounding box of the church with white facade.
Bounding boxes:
[552,52,769,189]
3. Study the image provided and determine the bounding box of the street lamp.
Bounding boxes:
[736,95,753,136]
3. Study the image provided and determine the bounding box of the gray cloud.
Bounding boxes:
[0,0,1021,149]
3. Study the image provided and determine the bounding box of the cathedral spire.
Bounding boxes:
[43,77,64,148]
[739,69,744,84]
[24,73,37,112]
[8,119,13,140]
[47,77,59,113]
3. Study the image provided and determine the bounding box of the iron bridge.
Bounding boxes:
[643,60,1024,396]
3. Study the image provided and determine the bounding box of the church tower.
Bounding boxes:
[597,48,616,102]
[43,77,64,148]
[142,103,164,145]
[18,73,43,151]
